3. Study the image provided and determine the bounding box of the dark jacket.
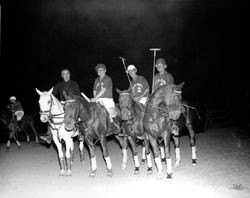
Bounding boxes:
[52,80,81,101]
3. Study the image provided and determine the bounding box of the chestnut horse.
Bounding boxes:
[63,92,124,178]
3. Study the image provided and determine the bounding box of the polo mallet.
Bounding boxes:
[81,92,91,103]
[119,56,133,91]
[150,48,161,93]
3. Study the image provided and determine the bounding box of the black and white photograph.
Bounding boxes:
[0,0,248,198]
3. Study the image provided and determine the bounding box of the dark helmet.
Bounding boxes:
[156,58,166,66]
[95,63,106,71]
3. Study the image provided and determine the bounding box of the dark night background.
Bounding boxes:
[0,0,248,130]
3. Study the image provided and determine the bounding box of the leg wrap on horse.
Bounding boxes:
[59,158,65,170]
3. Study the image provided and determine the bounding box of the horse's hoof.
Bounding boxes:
[81,161,86,167]
[6,147,10,152]
[134,167,140,175]
[18,146,22,150]
[66,170,72,176]
[89,170,96,178]
[161,158,166,164]
[147,167,153,175]
[107,169,113,177]
[192,159,197,165]
[122,163,127,171]
[156,172,164,180]
[59,170,65,176]
[175,160,181,167]
[166,173,173,182]
[141,159,146,165]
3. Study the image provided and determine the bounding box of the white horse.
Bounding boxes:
[35,87,85,176]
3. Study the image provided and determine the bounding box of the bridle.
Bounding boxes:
[39,95,65,126]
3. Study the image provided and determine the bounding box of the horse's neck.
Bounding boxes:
[146,91,164,112]
[78,98,92,121]
[51,95,64,114]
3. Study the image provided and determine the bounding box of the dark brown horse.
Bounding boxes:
[0,110,39,151]
[117,90,153,174]
[63,92,123,178]
[118,83,184,180]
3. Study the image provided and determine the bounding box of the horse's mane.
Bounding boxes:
[51,94,64,112]
[66,92,92,119]
[150,84,175,101]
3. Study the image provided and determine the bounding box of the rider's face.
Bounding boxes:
[156,63,166,72]
[128,69,136,79]
[97,68,106,77]
[61,70,70,82]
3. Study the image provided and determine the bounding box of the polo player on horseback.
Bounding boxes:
[126,64,150,106]
[7,96,24,123]
[153,57,179,136]
[91,63,121,131]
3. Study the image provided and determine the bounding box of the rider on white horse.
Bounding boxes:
[40,69,81,144]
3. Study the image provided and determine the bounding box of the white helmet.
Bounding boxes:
[9,96,16,101]
[126,65,137,73]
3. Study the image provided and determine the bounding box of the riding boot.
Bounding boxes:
[40,128,53,144]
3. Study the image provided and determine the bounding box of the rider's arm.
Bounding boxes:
[93,87,106,101]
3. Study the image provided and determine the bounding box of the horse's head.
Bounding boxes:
[35,87,63,123]
[160,82,184,120]
[63,91,79,131]
[117,89,133,121]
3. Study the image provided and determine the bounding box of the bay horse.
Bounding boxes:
[117,90,153,174]
[63,91,123,178]
[0,110,39,151]
[35,87,84,176]
[143,83,184,180]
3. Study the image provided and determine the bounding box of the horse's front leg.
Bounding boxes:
[148,135,163,179]
[186,123,197,165]
[100,135,113,177]
[127,136,140,174]
[172,135,181,167]
[115,134,128,171]
[79,140,86,166]
[164,131,173,181]
[64,135,74,176]
[30,122,39,143]
[144,139,153,175]
[52,134,65,176]
[87,142,97,178]
[6,130,21,151]
[23,129,30,144]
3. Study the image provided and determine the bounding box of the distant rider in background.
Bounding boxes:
[7,96,24,123]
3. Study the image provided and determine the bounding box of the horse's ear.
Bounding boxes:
[178,81,185,89]
[35,88,42,95]
[48,87,54,95]
[116,88,122,94]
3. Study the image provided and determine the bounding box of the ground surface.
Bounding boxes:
[0,127,250,198]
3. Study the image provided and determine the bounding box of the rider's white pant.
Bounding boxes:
[96,98,117,118]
